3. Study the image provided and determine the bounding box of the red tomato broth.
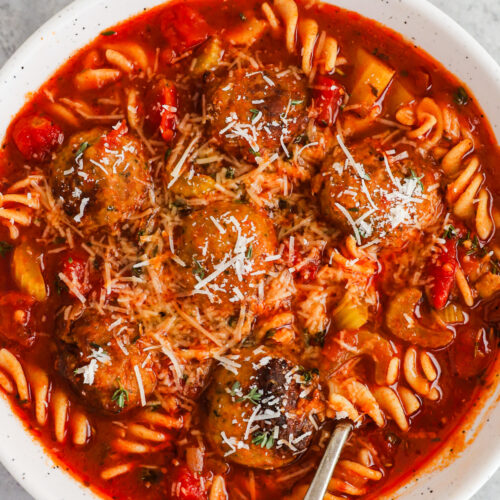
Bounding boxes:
[0,0,499,499]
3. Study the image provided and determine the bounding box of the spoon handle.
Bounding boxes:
[304,421,353,500]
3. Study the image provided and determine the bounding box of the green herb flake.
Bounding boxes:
[111,379,129,409]
[246,244,253,259]
[0,241,13,257]
[252,431,274,449]
[454,86,469,106]
[348,207,359,213]
[230,381,241,396]
[239,12,247,21]
[101,30,117,36]
[225,167,235,179]
[238,386,262,405]
[291,99,303,106]
[408,169,425,192]
[442,225,456,240]
[249,108,260,120]
[192,258,206,279]
[249,148,260,157]
[75,141,90,157]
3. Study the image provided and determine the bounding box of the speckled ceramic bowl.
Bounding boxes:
[0,1,499,499]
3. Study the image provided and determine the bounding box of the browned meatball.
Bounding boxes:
[204,346,324,469]
[207,66,308,161]
[57,310,156,413]
[50,125,151,233]
[319,139,442,244]
[175,201,277,311]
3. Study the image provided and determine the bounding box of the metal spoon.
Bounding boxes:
[304,420,353,500]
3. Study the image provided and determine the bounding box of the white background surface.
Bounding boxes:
[0,0,499,498]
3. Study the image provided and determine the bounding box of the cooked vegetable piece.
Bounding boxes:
[439,303,465,324]
[313,75,345,126]
[386,288,454,348]
[385,79,415,115]
[161,5,212,58]
[192,37,224,76]
[332,294,369,331]
[12,242,47,301]
[427,239,457,310]
[225,15,267,46]
[349,48,395,109]
[12,115,63,161]
[170,174,216,198]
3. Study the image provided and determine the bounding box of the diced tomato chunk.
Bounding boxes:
[145,79,178,142]
[161,5,212,58]
[313,76,345,126]
[61,249,90,298]
[170,467,207,500]
[160,85,178,142]
[12,115,63,161]
[0,292,36,347]
[427,239,457,310]
[103,120,128,147]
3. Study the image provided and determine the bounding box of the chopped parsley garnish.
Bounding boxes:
[442,225,457,239]
[101,30,117,36]
[67,257,74,263]
[239,12,247,21]
[409,169,424,191]
[249,108,260,120]
[164,148,172,161]
[230,381,241,396]
[252,431,274,449]
[249,148,260,157]
[0,241,13,257]
[291,99,303,106]
[225,167,235,179]
[237,386,262,405]
[454,86,469,106]
[75,141,89,157]
[246,244,253,259]
[491,259,500,275]
[192,258,206,279]
[112,384,129,409]
[466,235,480,255]
[348,207,359,213]
[300,368,319,384]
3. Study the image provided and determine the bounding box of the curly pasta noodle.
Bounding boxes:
[443,142,493,241]
[74,42,150,91]
[0,175,41,239]
[406,97,443,149]
[262,0,339,76]
[403,346,440,401]
[0,348,91,445]
[289,453,382,498]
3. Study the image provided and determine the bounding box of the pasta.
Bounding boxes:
[0,349,91,445]
[0,0,498,498]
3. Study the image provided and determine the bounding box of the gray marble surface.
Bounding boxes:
[0,0,499,498]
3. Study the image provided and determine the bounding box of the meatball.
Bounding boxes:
[175,201,277,310]
[207,66,308,161]
[57,310,156,413]
[50,124,151,232]
[319,139,442,243]
[204,346,324,469]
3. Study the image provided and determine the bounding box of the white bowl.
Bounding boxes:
[0,0,499,499]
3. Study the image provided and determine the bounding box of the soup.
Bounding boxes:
[0,0,499,498]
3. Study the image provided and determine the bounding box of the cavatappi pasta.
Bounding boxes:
[0,0,499,498]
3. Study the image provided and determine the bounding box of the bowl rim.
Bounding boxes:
[0,0,499,499]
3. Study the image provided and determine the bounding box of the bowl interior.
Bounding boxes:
[0,0,499,499]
